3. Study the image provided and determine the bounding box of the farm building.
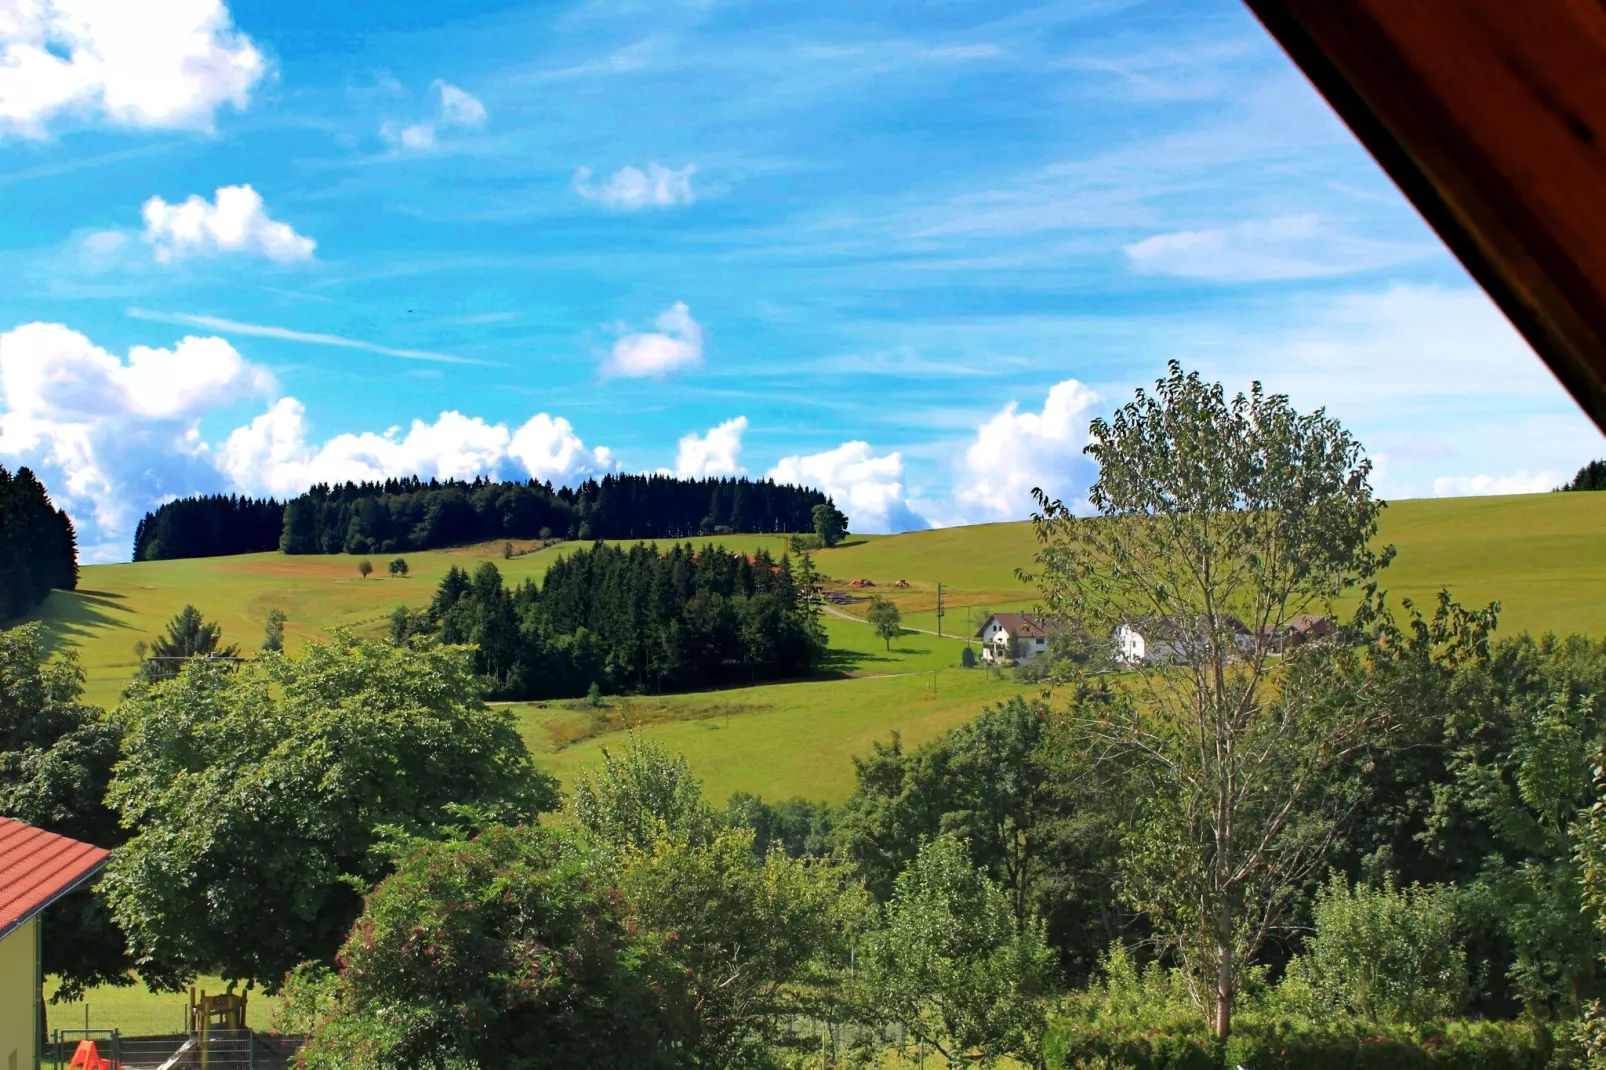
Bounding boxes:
[975,613,1058,663]
[0,818,109,1070]
[1115,616,1254,667]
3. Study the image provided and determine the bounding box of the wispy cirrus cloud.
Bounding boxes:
[125,309,489,365]
[1124,214,1428,281]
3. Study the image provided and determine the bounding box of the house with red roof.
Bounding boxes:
[975,612,1059,664]
[0,817,109,1070]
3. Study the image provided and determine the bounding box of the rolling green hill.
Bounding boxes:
[22,491,1606,803]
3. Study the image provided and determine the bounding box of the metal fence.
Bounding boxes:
[48,1028,305,1069]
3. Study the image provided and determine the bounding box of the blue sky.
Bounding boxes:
[1,0,1600,560]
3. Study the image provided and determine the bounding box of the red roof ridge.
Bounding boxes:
[0,816,110,941]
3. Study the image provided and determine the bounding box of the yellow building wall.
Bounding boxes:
[0,918,37,1070]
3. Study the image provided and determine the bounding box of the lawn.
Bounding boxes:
[515,611,1028,805]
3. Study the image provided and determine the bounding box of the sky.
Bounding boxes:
[1,0,1601,562]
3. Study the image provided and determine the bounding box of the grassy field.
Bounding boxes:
[515,613,1026,805]
[26,491,1606,779]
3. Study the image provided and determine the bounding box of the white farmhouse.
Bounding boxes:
[974,613,1057,663]
[1115,615,1253,667]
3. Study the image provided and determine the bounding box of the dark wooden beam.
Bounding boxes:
[1243,0,1606,433]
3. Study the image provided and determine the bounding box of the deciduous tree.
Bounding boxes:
[0,624,130,998]
[102,636,558,989]
[856,834,1055,1067]
[1024,363,1391,1038]
[866,595,902,651]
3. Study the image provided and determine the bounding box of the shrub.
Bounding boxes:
[1283,873,1468,1024]
[283,826,687,1070]
[1044,1014,1557,1070]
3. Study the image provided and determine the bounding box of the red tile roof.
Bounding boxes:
[0,817,109,941]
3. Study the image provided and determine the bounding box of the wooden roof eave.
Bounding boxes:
[1243,0,1606,433]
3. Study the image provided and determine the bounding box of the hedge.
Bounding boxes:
[1044,1015,1563,1070]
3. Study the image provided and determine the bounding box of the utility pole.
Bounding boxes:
[935,583,944,637]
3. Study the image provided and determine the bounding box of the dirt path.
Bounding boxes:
[819,600,977,643]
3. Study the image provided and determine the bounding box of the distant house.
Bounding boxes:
[1115,615,1253,667]
[975,613,1058,663]
[0,818,109,1070]
[1273,614,1335,651]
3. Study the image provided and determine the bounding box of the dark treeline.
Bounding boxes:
[1563,459,1606,491]
[399,542,825,698]
[0,466,77,620]
[132,494,283,561]
[131,474,834,560]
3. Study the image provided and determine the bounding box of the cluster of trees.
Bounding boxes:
[281,735,1056,1069]
[1564,459,1606,492]
[131,494,283,561]
[131,475,846,559]
[0,466,76,621]
[395,542,827,698]
[1,622,557,1006]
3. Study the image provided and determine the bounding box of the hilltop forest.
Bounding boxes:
[132,474,837,561]
[0,465,77,620]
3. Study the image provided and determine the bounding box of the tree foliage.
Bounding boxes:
[132,494,282,561]
[0,623,129,996]
[1024,363,1391,1038]
[102,636,558,989]
[0,465,77,620]
[133,476,839,559]
[421,546,824,699]
[282,826,687,1070]
[1284,874,1467,1025]
[866,595,902,650]
[140,604,238,681]
[857,834,1056,1067]
[812,502,848,548]
[1562,460,1606,492]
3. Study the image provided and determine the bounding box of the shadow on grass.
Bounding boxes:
[34,588,138,655]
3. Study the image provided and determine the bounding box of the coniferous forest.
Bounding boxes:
[0,466,77,620]
[131,494,284,561]
[131,474,834,560]
[398,542,826,698]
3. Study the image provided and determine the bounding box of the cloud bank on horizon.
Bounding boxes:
[0,0,1599,561]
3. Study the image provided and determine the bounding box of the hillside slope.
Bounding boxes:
[29,491,1606,709]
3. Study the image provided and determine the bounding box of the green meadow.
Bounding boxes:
[23,491,1606,803]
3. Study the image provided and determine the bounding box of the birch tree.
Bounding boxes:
[1023,362,1392,1038]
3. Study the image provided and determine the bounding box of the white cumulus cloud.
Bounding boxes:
[1432,470,1562,498]
[0,321,274,556]
[603,302,703,379]
[768,441,927,534]
[508,412,614,485]
[954,378,1101,522]
[0,0,265,137]
[675,416,746,478]
[221,403,617,501]
[574,163,696,210]
[381,79,486,151]
[142,184,316,263]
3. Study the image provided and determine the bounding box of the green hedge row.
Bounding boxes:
[1044,1016,1563,1070]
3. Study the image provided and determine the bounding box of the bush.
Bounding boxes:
[283,826,687,1070]
[1045,944,1555,1070]
[1044,1016,1557,1070]
[1283,873,1468,1024]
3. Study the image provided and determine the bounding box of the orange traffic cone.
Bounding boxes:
[67,1040,107,1069]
